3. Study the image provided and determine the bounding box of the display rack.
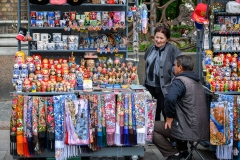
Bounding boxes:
[12,0,147,160]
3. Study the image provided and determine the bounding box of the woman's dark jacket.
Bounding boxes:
[144,42,181,96]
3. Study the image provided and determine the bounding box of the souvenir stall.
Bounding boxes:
[11,0,153,159]
[199,0,240,159]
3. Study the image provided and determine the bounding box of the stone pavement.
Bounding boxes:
[0,101,216,160]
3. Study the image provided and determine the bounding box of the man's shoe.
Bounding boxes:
[166,153,184,160]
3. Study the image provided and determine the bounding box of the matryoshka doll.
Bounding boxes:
[35,63,41,74]
[42,58,49,69]
[23,78,32,92]
[56,69,62,82]
[15,51,25,66]
[42,68,49,82]
[32,54,42,65]
[25,56,34,65]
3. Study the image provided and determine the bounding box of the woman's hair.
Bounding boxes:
[176,55,194,71]
[154,25,170,39]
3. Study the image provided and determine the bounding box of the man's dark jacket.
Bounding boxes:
[164,71,209,141]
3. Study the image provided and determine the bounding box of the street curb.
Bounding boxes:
[0,121,10,130]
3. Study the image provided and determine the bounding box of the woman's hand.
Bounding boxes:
[165,117,173,129]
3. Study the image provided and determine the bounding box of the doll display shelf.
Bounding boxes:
[30,3,127,6]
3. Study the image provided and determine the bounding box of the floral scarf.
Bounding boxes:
[128,94,133,146]
[32,96,40,154]
[26,96,34,154]
[115,93,123,146]
[146,99,157,142]
[38,97,47,152]
[124,94,130,146]
[54,96,64,160]
[97,95,103,147]
[131,93,137,145]
[10,94,18,155]
[104,93,116,146]
[16,95,24,156]
[134,92,146,145]
[47,97,55,151]
[101,94,107,147]
[23,96,30,157]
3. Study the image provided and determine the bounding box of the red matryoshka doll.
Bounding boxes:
[53,59,59,68]
[69,73,76,87]
[56,64,62,70]
[49,58,54,65]
[41,81,47,92]
[25,56,34,65]
[58,58,63,64]
[32,54,42,65]
[62,69,69,81]
[42,68,49,82]
[35,63,42,74]
[56,69,63,82]
[49,69,56,82]
[42,58,49,69]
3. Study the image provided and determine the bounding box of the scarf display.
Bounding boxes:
[234,96,238,141]
[146,99,157,142]
[124,94,130,146]
[10,94,18,155]
[104,93,116,146]
[38,97,47,152]
[97,95,103,147]
[26,96,34,155]
[101,94,107,147]
[132,93,137,145]
[10,91,157,158]
[47,97,55,151]
[134,92,146,145]
[23,96,30,157]
[16,95,24,156]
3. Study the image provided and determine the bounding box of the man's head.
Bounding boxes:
[173,55,194,75]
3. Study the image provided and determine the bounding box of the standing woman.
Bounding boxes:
[144,25,181,121]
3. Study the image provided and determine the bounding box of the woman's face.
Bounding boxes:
[154,32,168,48]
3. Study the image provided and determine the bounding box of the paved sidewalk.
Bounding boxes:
[0,101,216,160]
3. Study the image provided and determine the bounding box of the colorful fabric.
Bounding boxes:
[10,94,18,155]
[32,96,40,154]
[101,94,107,147]
[38,97,47,153]
[89,95,98,151]
[131,93,137,145]
[16,95,24,156]
[115,93,122,146]
[128,94,133,145]
[104,93,116,146]
[134,92,146,145]
[238,96,240,141]
[120,94,124,145]
[23,96,29,157]
[233,96,238,141]
[26,96,34,154]
[97,95,103,147]
[47,97,55,151]
[124,94,130,146]
[54,96,64,159]
[146,99,157,142]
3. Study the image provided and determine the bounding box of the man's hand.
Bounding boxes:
[165,117,173,129]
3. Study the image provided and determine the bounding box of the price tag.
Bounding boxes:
[83,79,93,91]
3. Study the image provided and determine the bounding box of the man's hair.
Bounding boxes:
[176,55,194,71]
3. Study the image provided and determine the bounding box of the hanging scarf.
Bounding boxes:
[132,93,137,145]
[115,93,122,146]
[16,95,24,156]
[238,96,240,141]
[97,95,103,147]
[134,92,146,145]
[23,96,30,157]
[26,96,34,155]
[146,99,157,143]
[10,94,18,156]
[54,95,64,160]
[101,94,107,147]
[124,94,130,146]
[128,94,133,146]
[104,93,116,146]
[233,96,238,141]
[47,97,55,151]
[89,95,98,151]
[120,94,125,145]
[32,96,40,154]
[38,97,47,153]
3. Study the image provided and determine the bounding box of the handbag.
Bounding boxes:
[49,0,67,5]
[29,0,49,5]
[67,0,84,5]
